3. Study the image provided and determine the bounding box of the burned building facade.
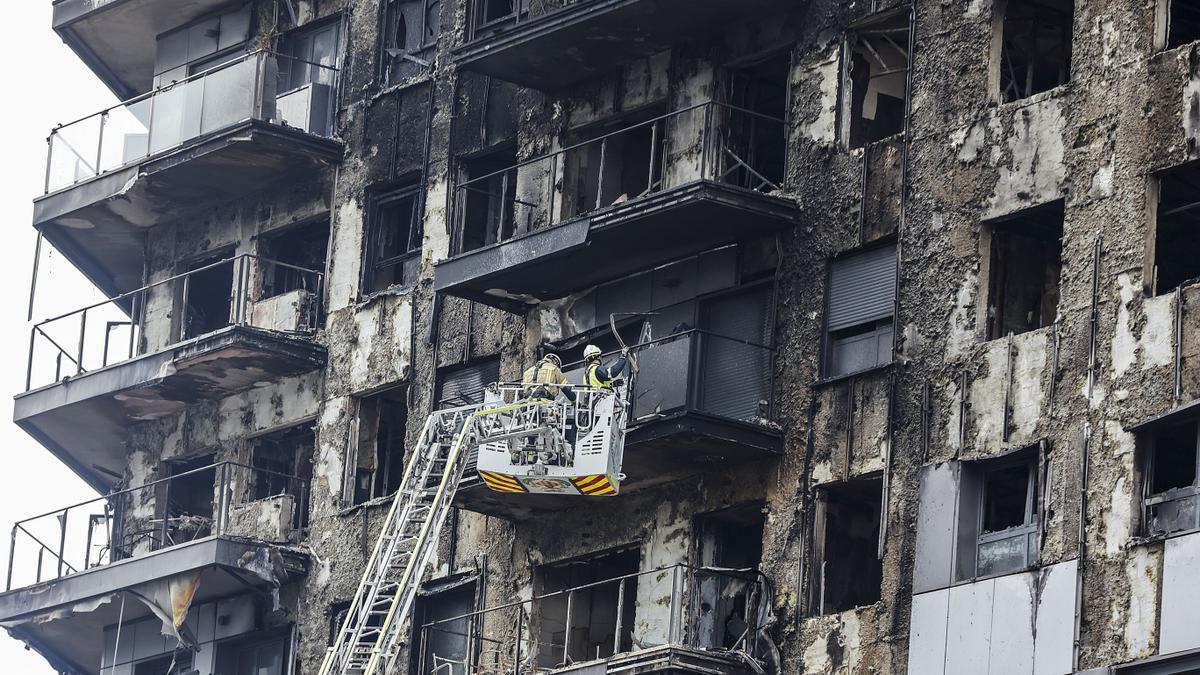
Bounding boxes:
[7,0,1200,673]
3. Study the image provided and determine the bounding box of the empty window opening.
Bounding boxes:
[1164,0,1200,49]
[460,148,518,252]
[160,455,216,548]
[1153,165,1200,294]
[810,479,882,615]
[474,0,527,29]
[249,425,314,532]
[181,253,234,340]
[382,0,441,84]
[260,219,329,299]
[534,548,639,669]
[365,186,423,295]
[436,358,501,409]
[955,449,1041,581]
[563,108,665,220]
[1143,420,1200,535]
[823,244,896,379]
[984,203,1063,339]
[696,505,765,649]
[997,0,1073,102]
[214,630,290,675]
[845,13,910,149]
[350,385,408,505]
[722,51,790,190]
[409,582,478,675]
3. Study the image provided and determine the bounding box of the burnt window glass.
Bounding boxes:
[365,187,423,294]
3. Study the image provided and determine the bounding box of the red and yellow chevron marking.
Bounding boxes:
[571,474,618,496]
[479,471,527,493]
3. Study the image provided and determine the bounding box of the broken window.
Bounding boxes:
[364,186,423,295]
[844,12,910,149]
[349,385,408,505]
[984,202,1063,339]
[249,424,314,532]
[459,148,518,252]
[180,252,234,340]
[1163,0,1200,49]
[381,0,441,84]
[809,479,882,615]
[534,548,638,668]
[1152,164,1200,294]
[260,218,329,299]
[722,51,790,190]
[696,505,765,648]
[213,630,290,675]
[473,0,528,31]
[562,108,665,219]
[996,0,1073,102]
[436,357,501,408]
[159,455,216,548]
[954,449,1041,581]
[823,244,896,379]
[409,581,478,675]
[1142,420,1200,536]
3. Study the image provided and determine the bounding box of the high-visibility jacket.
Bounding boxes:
[585,363,614,389]
[522,360,570,399]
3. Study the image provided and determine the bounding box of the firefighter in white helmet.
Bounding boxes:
[582,344,628,391]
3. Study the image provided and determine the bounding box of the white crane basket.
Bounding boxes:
[473,384,627,496]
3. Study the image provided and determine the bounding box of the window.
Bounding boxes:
[1142,420,1200,536]
[180,252,235,340]
[459,148,518,253]
[349,386,408,505]
[249,425,314,533]
[695,505,764,648]
[153,5,251,86]
[1160,0,1200,50]
[534,548,639,668]
[134,652,194,675]
[1152,164,1200,295]
[955,450,1041,581]
[844,13,910,149]
[722,51,790,191]
[409,582,477,675]
[474,0,527,29]
[561,108,665,219]
[214,631,289,675]
[365,186,423,294]
[436,358,501,408]
[823,244,896,378]
[809,479,882,614]
[160,455,216,547]
[278,20,340,91]
[995,0,1073,102]
[259,219,329,300]
[984,203,1063,339]
[382,0,441,84]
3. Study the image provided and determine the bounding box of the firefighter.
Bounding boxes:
[582,344,628,391]
[522,352,575,402]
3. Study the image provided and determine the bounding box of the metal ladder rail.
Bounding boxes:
[318,409,465,674]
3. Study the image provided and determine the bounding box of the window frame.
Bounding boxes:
[380,0,442,85]
[363,185,424,296]
[1142,420,1200,536]
[991,0,1074,104]
[821,242,897,381]
[973,457,1039,578]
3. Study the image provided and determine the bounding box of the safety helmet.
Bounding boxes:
[584,345,603,361]
[543,352,562,366]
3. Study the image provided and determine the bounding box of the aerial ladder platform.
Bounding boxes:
[319,383,627,675]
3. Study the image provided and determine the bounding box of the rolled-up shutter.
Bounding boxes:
[436,357,501,408]
[826,244,897,332]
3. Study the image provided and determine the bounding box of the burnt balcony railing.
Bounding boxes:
[25,253,324,392]
[562,330,776,428]
[5,461,309,592]
[451,101,786,255]
[43,49,338,194]
[416,564,773,675]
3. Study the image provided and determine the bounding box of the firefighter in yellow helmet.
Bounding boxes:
[582,344,628,391]
[522,352,575,401]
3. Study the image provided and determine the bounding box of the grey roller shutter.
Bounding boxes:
[827,244,897,332]
[437,357,500,408]
[701,286,773,421]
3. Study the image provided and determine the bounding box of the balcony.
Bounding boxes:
[454,0,786,90]
[52,0,244,98]
[0,461,308,674]
[435,102,797,313]
[454,330,781,518]
[34,50,342,298]
[15,254,326,492]
[414,564,773,675]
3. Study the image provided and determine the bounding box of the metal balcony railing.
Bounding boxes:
[25,253,324,391]
[5,461,310,591]
[561,329,777,427]
[415,564,773,675]
[43,50,339,194]
[451,101,786,255]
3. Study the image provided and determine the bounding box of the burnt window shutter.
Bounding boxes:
[436,358,500,407]
[827,244,897,332]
